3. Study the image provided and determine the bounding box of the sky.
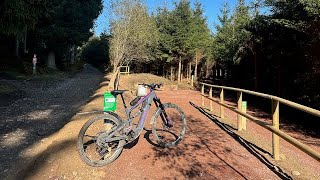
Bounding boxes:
[94,0,249,35]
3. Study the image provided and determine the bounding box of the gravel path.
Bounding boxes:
[14,84,282,179]
[1,72,318,179]
[0,64,104,179]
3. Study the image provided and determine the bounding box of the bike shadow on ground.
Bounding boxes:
[189,101,292,180]
[143,129,163,148]
[142,111,251,179]
[125,127,164,149]
[143,115,250,178]
[123,136,141,149]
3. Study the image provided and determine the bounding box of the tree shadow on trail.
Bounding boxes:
[0,71,108,179]
[142,109,255,179]
[143,125,249,179]
[19,139,77,179]
[189,101,292,180]
[143,129,214,179]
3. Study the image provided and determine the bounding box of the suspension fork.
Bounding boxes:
[153,97,173,127]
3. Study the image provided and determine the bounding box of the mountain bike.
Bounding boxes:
[77,83,187,167]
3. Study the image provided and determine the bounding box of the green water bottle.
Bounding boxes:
[103,92,116,112]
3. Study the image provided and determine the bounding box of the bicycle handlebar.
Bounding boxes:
[139,83,163,90]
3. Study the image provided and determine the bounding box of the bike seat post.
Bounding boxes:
[120,94,127,109]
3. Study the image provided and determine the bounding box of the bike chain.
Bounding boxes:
[100,132,138,155]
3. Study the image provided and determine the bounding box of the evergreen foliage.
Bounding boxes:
[152,0,212,80]
[80,34,110,68]
[213,0,251,67]
[0,0,103,70]
[1,0,320,112]
[0,0,47,36]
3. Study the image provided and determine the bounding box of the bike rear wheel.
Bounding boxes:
[77,114,125,167]
[151,103,186,148]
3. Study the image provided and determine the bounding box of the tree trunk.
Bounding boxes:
[70,44,75,65]
[206,64,209,78]
[24,29,28,54]
[254,52,258,91]
[15,36,20,58]
[278,65,281,96]
[178,56,181,83]
[47,51,57,69]
[162,65,165,78]
[108,69,120,91]
[186,64,189,80]
[170,65,173,81]
[194,53,198,80]
[189,62,192,81]
[181,63,183,82]
[113,63,118,73]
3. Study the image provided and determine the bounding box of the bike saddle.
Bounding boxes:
[111,90,128,96]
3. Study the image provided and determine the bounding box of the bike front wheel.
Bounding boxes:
[77,114,125,167]
[151,103,186,148]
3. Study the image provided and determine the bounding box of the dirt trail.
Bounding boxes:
[0,65,104,179]
[7,75,289,180]
[3,73,319,179]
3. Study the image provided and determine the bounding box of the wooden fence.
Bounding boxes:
[118,66,130,75]
[200,82,320,162]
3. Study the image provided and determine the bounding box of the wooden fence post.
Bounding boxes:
[201,84,204,107]
[209,87,213,111]
[242,101,247,130]
[220,88,224,118]
[237,92,243,131]
[272,100,280,160]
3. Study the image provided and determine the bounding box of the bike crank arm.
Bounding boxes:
[100,135,140,154]
[104,135,127,142]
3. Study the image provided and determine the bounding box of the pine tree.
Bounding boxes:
[233,0,251,63]
[154,0,212,81]
[188,2,212,80]
[171,0,193,82]
[154,6,176,80]
[213,0,251,68]
[213,2,234,66]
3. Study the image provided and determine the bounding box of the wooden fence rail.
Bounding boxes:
[200,82,320,162]
[118,66,130,75]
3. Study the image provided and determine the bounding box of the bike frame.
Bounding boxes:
[104,88,168,142]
